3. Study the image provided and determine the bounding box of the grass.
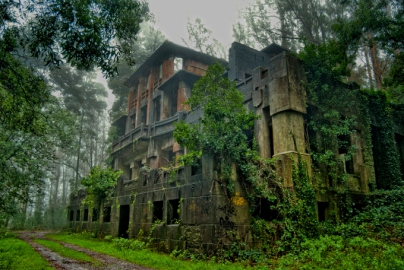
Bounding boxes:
[34,238,101,266]
[47,233,265,270]
[0,237,53,270]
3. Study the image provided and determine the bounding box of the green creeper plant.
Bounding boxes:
[81,166,122,208]
[174,63,258,193]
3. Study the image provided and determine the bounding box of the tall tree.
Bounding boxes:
[182,18,227,59]
[108,22,166,118]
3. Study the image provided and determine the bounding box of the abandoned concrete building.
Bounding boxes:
[69,41,404,252]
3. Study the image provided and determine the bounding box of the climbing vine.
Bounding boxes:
[81,166,122,210]
[363,91,403,189]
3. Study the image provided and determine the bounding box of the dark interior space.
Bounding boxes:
[153,201,164,222]
[76,210,80,221]
[168,199,180,224]
[317,202,329,222]
[371,125,383,187]
[154,97,161,122]
[119,205,130,238]
[83,209,88,221]
[92,208,98,221]
[253,198,279,221]
[103,207,111,222]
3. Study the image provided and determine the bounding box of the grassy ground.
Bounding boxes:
[0,237,53,270]
[34,238,101,266]
[47,233,265,270]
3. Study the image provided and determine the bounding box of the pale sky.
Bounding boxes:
[98,0,255,111]
[147,0,254,47]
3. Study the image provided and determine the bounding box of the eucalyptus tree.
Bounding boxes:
[182,18,227,59]
[0,0,148,226]
[108,22,166,119]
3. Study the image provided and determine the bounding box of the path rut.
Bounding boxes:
[18,231,153,270]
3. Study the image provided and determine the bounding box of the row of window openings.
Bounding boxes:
[69,208,108,223]
[138,58,183,103]
[131,95,178,127]
[69,200,180,225]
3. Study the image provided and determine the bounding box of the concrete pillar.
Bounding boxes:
[135,79,143,127]
[266,52,310,187]
[177,81,188,111]
[272,111,306,154]
[146,71,154,125]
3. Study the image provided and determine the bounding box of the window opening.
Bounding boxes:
[141,106,147,124]
[103,207,111,222]
[174,58,183,72]
[317,202,328,222]
[119,205,130,238]
[153,97,161,122]
[168,199,180,224]
[69,210,74,221]
[76,210,80,221]
[152,201,163,222]
[92,208,98,221]
[253,197,279,221]
[83,209,89,221]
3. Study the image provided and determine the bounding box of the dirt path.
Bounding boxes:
[18,231,153,270]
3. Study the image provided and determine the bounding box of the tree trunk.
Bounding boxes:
[62,164,66,206]
[75,112,85,190]
[362,37,374,88]
[53,160,61,205]
[368,32,382,89]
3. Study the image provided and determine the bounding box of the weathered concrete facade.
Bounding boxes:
[68,41,404,251]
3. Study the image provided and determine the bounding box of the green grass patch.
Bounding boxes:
[278,235,404,270]
[0,237,53,270]
[34,238,101,265]
[47,233,264,270]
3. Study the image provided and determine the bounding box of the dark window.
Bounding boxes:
[153,97,161,122]
[119,205,130,238]
[317,202,329,222]
[170,89,178,117]
[76,210,80,221]
[191,158,202,176]
[83,209,89,221]
[263,107,274,157]
[69,210,74,221]
[92,208,98,221]
[168,200,180,224]
[103,207,111,223]
[253,198,279,221]
[141,106,147,124]
[152,201,164,222]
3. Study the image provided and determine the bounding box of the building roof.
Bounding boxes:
[260,43,291,58]
[124,41,228,87]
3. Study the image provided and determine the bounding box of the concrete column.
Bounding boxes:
[272,111,306,154]
[135,79,142,127]
[146,71,153,125]
[177,81,188,111]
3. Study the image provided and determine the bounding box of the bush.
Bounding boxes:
[112,237,145,251]
[278,235,404,270]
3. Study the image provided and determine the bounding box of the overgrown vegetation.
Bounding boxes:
[81,166,122,210]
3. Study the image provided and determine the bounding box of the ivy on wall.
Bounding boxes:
[363,91,403,189]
